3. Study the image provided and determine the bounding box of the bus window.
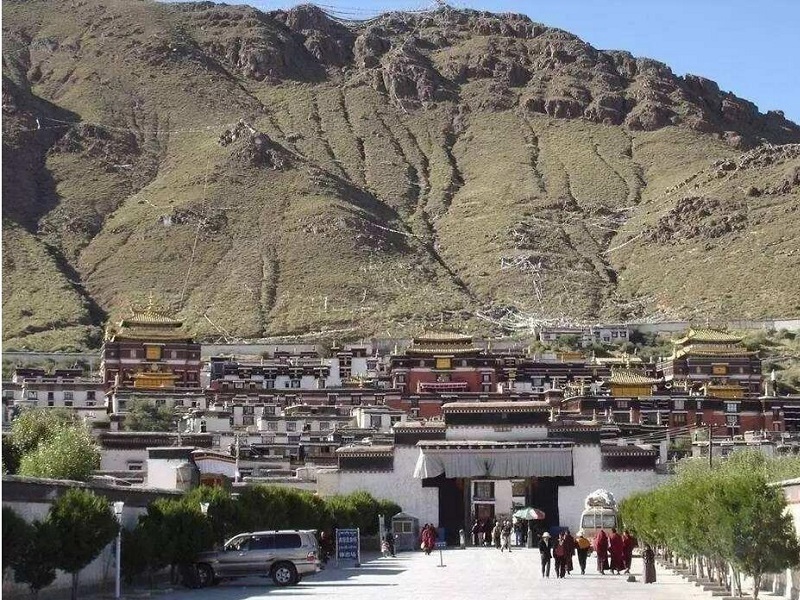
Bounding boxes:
[602,515,617,528]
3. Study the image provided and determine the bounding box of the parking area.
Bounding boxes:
[145,547,716,600]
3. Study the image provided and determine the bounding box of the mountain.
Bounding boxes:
[3,0,800,350]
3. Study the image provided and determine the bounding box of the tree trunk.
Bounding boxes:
[71,572,79,600]
[753,572,761,600]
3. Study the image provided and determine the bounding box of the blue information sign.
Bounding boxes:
[336,528,360,562]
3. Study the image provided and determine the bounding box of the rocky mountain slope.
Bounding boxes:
[3,0,800,350]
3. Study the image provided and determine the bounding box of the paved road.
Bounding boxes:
[144,547,714,600]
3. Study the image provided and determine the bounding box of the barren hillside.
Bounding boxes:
[3,1,799,349]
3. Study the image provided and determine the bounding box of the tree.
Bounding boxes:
[183,485,245,547]
[137,498,214,581]
[9,408,75,455]
[47,489,119,600]
[13,520,60,599]
[2,433,22,475]
[726,475,800,598]
[124,399,176,432]
[2,507,32,576]
[18,423,100,481]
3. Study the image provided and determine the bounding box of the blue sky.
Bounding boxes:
[227,0,799,124]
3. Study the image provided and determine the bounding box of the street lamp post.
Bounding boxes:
[113,501,125,600]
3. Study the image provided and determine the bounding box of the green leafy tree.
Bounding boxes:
[124,400,176,432]
[10,408,75,454]
[2,507,32,576]
[142,498,214,577]
[13,520,60,599]
[184,485,245,546]
[621,450,800,597]
[120,525,161,585]
[18,424,100,481]
[2,433,22,474]
[47,489,119,600]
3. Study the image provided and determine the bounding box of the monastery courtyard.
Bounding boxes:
[150,548,719,600]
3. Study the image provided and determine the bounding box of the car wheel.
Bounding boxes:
[272,562,297,586]
[196,564,214,588]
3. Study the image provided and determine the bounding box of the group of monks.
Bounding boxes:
[594,528,636,574]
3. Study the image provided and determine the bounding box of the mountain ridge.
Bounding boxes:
[2,0,799,350]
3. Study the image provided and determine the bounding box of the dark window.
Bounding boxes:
[250,535,275,550]
[695,413,703,426]
[274,533,302,549]
[87,391,96,400]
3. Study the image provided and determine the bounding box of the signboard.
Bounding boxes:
[435,540,447,549]
[335,528,361,565]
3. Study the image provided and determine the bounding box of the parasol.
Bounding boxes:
[512,507,546,520]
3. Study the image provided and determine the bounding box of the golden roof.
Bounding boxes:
[674,328,743,345]
[609,370,659,385]
[674,344,755,359]
[106,296,191,342]
[412,332,473,343]
[405,346,482,356]
[405,331,482,356]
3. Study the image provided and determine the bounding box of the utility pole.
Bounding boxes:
[708,423,713,469]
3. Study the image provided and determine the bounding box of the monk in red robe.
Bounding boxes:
[595,528,609,574]
[608,528,625,574]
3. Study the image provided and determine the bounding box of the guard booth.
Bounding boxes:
[391,512,419,552]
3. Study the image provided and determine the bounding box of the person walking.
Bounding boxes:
[471,520,480,546]
[384,530,396,557]
[642,543,657,583]
[575,530,592,574]
[492,521,502,549]
[501,520,512,552]
[595,528,609,574]
[513,519,522,547]
[609,528,625,575]
[622,529,637,574]
[553,531,567,578]
[421,523,436,555]
[564,529,575,575]
[538,532,552,578]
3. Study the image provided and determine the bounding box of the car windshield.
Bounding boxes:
[581,514,617,529]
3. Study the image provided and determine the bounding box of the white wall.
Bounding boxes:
[100,448,149,471]
[316,447,439,525]
[446,425,549,441]
[558,445,668,532]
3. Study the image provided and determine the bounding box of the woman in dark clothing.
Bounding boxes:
[643,544,657,583]
[539,532,552,578]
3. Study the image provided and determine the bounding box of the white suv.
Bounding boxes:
[192,530,321,587]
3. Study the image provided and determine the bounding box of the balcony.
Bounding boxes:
[418,381,469,393]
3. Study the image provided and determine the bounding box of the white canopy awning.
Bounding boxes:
[413,441,573,479]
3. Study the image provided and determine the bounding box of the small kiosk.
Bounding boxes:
[391,512,420,552]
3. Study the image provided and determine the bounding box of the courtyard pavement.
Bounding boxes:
[136,546,722,600]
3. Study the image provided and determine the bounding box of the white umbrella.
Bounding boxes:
[513,507,546,520]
